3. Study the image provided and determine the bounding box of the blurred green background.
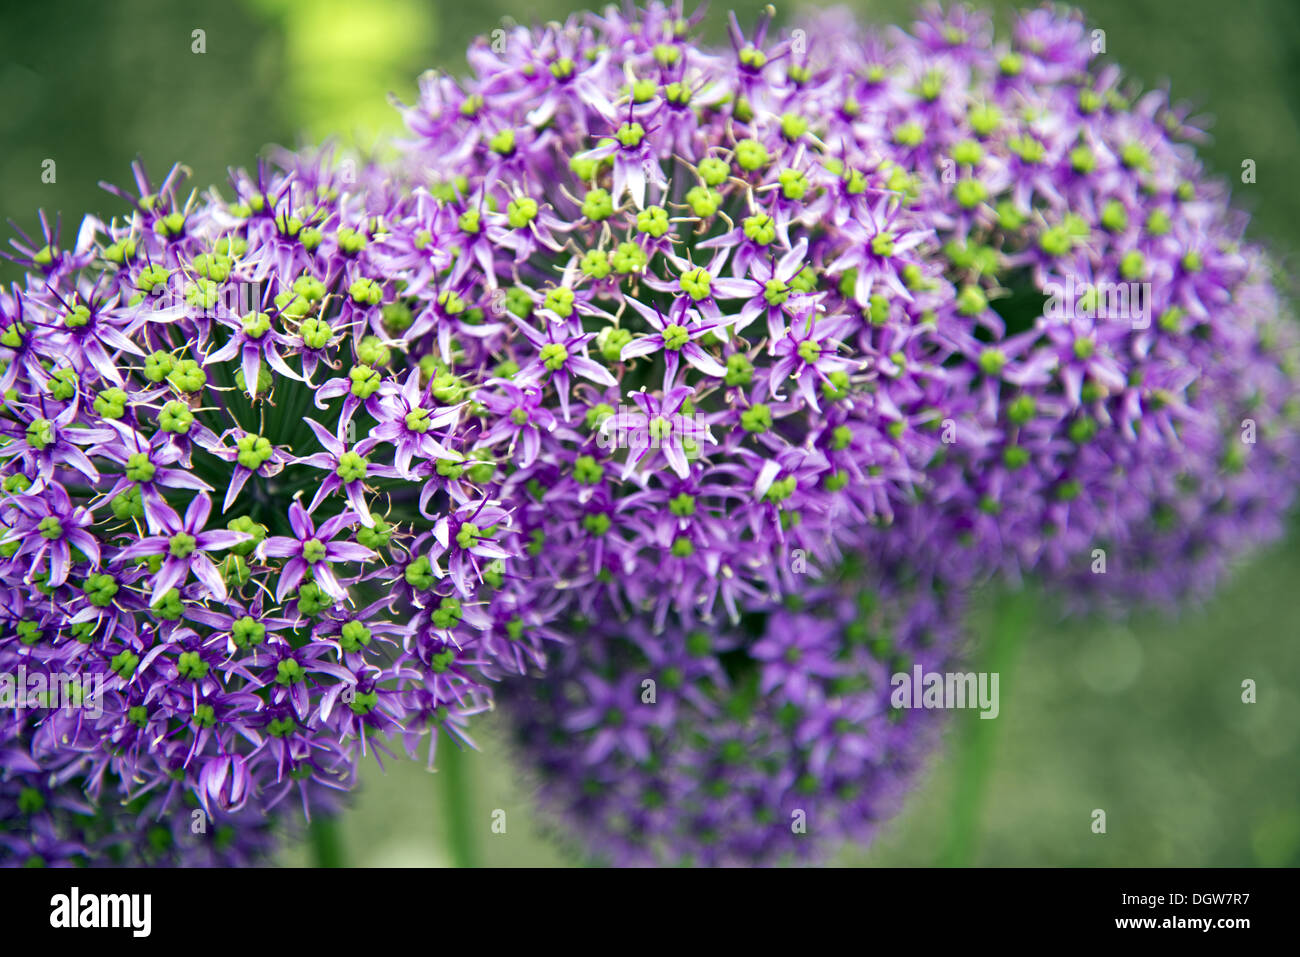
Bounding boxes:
[3,0,1296,865]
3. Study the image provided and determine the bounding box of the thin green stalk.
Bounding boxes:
[938,587,1035,866]
[309,814,345,868]
[439,739,478,868]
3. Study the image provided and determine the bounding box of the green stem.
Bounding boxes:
[938,586,1035,866]
[309,814,344,868]
[439,739,478,868]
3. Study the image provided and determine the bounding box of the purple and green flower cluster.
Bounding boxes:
[0,155,529,859]
[2,1,1297,866]
[394,0,1298,861]
[502,557,963,865]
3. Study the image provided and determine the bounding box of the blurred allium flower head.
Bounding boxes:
[503,561,964,865]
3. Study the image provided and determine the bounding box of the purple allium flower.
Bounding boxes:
[501,559,965,866]
[117,492,248,601]
[259,501,373,602]
[775,1,1300,606]
[0,147,540,837]
[393,0,1295,864]
[379,0,1296,631]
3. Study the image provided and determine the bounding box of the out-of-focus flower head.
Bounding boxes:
[501,556,965,865]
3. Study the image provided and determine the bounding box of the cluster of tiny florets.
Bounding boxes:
[392,0,1299,614]
[503,561,963,866]
[395,0,1298,862]
[0,153,532,851]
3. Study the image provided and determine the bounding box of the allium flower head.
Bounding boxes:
[386,0,1299,621]
[502,559,964,866]
[0,151,537,830]
[786,2,1300,605]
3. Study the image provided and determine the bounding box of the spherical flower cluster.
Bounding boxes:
[0,153,537,842]
[394,0,1299,862]
[502,558,963,865]
[789,3,1300,604]
[391,0,1299,615]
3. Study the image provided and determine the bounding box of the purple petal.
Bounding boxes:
[195,529,251,552]
[325,541,374,564]
[304,417,345,456]
[288,500,313,540]
[222,467,252,514]
[241,346,262,400]
[185,492,212,532]
[191,554,228,602]
[261,537,301,559]
[275,558,308,602]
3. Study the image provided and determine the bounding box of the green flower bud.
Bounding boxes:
[348,278,383,306]
[124,452,156,483]
[110,487,144,521]
[46,367,78,401]
[296,581,330,615]
[741,403,772,433]
[679,266,712,301]
[300,317,333,350]
[144,350,177,382]
[506,196,539,229]
[356,517,393,551]
[777,168,808,201]
[177,650,208,680]
[25,416,53,449]
[336,226,368,255]
[612,241,648,274]
[111,649,140,679]
[780,112,808,141]
[978,347,1007,377]
[167,359,206,393]
[349,364,382,398]
[685,185,722,218]
[405,555,435,590]
[579,249,612,279]
[489,128,516,155]
[276,659,306,685]
[583,512,611,536]
[615,122,645,148]
[698,156,729,186]
[637,205,671,237]
[581,188,614,221]
[734,138,769,171]
[157,400,194,434]
[335,450,368,483]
